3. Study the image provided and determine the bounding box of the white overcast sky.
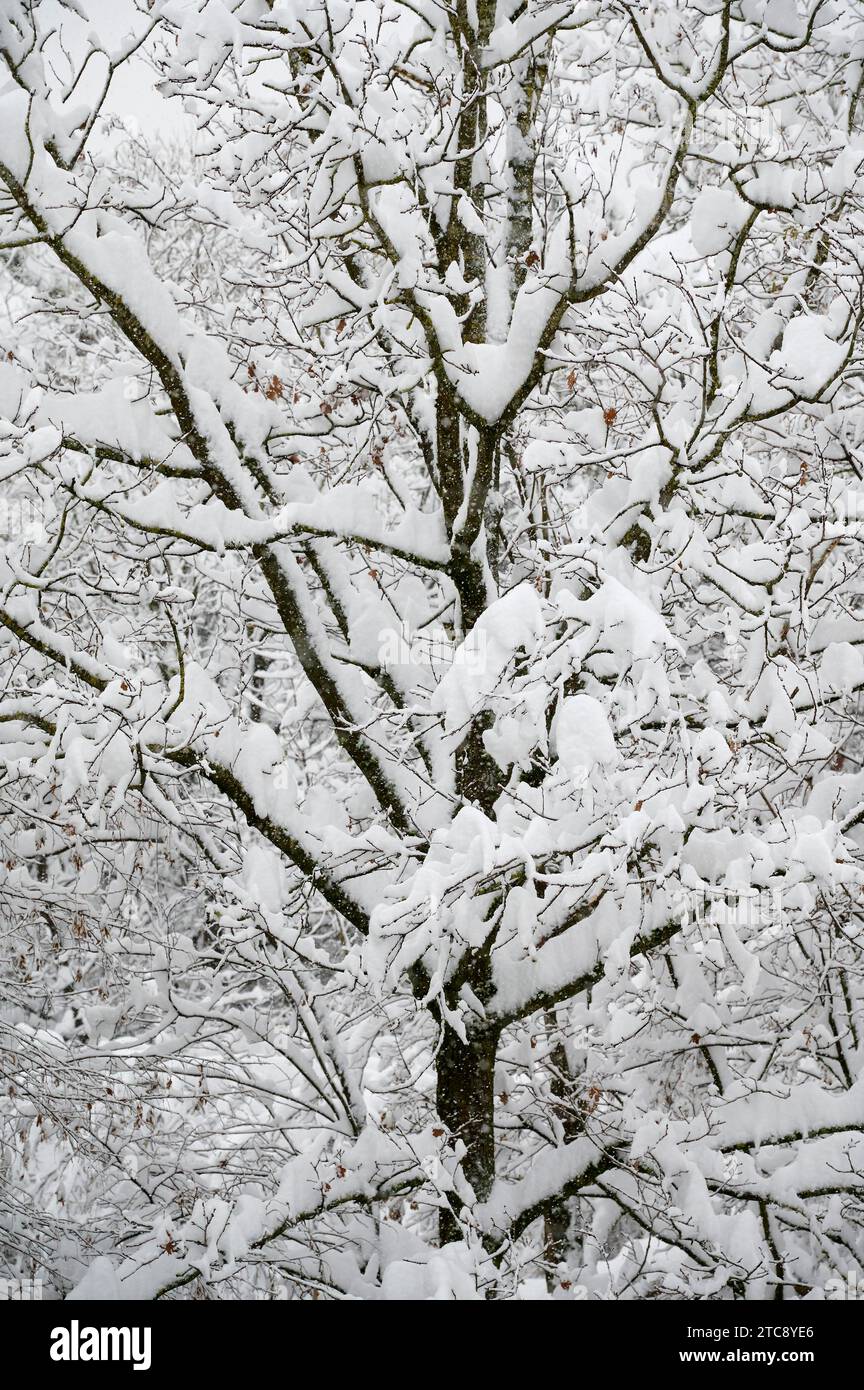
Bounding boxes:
[46,0,193,141]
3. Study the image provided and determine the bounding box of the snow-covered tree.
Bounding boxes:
[4,0,864,1300]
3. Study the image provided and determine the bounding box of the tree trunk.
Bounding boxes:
[542,1026,585,1284]
[436,1024,498,1244]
